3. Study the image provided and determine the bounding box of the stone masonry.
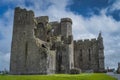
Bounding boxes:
[10,7,104,74]
[74,32,104,72]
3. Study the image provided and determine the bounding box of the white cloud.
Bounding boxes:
[0,52,10,71]
[0,9,13,53]
[110,0,120,11]
[0,0,120,71]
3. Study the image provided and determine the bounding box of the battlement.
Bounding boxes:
[84,39,89,42]
[15,7,34,14]
[61,18,72,24]
[35,16,49,23]
[74,38,97,44]
[91,38,97,42]
[14,7,34,25]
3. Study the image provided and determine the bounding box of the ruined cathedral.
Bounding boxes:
[10,7,104,74]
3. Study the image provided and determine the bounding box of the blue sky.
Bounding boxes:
[0,0,120,71]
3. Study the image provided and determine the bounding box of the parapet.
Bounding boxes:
[91,38,97,42]
[14,7,34,25]
[74,40,83,44]
[35,16,49,23]
[84,39,89,42]
[60,18,72,24]
[78,40,83,43]
[15,7,34,15]
[75,38,97,44]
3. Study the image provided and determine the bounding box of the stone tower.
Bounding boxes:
[10,7,56,74]
[55,18,74,73]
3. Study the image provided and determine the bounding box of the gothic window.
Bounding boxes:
[89,49,91,61]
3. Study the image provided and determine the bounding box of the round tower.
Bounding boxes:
[60,18,72,37]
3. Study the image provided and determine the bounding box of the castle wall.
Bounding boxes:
[74,38,104,72]
[74,40,98,71]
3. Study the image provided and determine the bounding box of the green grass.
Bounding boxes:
[0,73,117,80]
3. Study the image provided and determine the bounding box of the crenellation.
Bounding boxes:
[84,39,90,42]
[14,7,34,25]
[61,18,72,24]
[78,40,83,43]
[74,34,104,72]
[91,38,97,42]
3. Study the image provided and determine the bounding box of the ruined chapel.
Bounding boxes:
[10,7,105,74]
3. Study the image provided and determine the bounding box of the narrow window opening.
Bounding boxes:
[89,49,91,61]
[25,42,28,70]
[80,49,82,61]
[25,42,28,61]
[58,54,62,73]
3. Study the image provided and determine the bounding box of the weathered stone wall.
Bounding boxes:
[74,33,104,72]
[74,39,99,72]
[49,21,60,36]
[10,7,56,74]
[56,18,74,73]
[10,7,35,74]
[34,16,49,41]
[48,50,56,74]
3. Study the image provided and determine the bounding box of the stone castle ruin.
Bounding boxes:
[10,7,104,74]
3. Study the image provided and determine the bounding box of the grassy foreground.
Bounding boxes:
[0,73,117,80]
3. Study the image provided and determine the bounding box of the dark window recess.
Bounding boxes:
[37,23,44,28]
[80,49,82,61]
[58,54,62,72]
[89,49,91,61]
[25,42,28,68]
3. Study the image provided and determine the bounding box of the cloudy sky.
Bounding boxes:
[0,0,120,71]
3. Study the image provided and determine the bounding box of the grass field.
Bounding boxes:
[0,73,117,80]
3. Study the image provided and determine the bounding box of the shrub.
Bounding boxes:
[116,69,120,74]
[69,68,81,74]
